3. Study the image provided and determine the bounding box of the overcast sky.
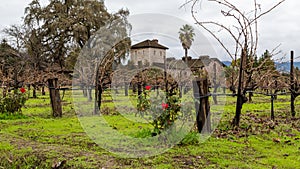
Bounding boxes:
[0,0,299,61]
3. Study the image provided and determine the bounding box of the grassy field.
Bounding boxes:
[0,89,299,168]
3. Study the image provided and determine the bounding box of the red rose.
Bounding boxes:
[145,85,151,90]
[20,87,26,93]
[161,103,168,110]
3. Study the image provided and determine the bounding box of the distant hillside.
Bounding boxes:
[222,61,300,72]
[275,62,300,72]
[222,61,231,67]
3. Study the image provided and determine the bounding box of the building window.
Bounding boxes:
[135,51,137,56]
[160,51,162,56]
[154,50,156,55]
[143,50,145,55]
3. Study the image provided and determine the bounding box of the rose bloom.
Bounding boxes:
[20,87,26,93]
[145,85,151,90]
[161,103,169,110]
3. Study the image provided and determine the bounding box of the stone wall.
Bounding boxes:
[131,48,166,65]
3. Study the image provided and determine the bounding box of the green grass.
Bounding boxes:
[0,89,299,168]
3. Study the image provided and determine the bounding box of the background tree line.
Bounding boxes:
[1,0,130,98]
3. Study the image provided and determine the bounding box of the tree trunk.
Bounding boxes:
[185,48,188,63]
[233,94,243,126]
[94,83,102,115]
[248,92,253,102]
[94,66,100,115]
[82,85,87,97]
[132,83,136,93]
[233,48,247,126]
[48,78,62,117]
[124,80,128,96]
[87,87,92,101]
[32,84,37,98]
[41,85,46,96]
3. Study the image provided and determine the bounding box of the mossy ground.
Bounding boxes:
[0,89,299,168]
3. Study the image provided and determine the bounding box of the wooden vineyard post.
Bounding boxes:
[193,78,211,133]
[124,76,128,96]
[271,94,275,120]
[48,78,62,117]
[290,51,296,117]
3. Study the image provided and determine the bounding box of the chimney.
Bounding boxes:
[199,55,210,60]
[182,56,192,61]
[152,39,158,43]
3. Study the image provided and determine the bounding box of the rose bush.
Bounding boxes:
[137,86,182,134]
[0,87,28,114]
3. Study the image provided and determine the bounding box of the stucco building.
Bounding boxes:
[130,39,226,82]
[130,39,168,66]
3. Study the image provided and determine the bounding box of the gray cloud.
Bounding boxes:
[0,0,48,34]
[1,0,299,61]
[106,0,300,61]
[128,13,216,60]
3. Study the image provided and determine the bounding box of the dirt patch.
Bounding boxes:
[213,112,300,139]
[0,133,117,168]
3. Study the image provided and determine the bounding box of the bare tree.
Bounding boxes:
[184,0,285,126]
[290,51,300,117]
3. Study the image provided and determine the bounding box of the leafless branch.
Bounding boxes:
[251,0,285,24]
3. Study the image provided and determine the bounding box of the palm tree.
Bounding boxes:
[178,24,195,62]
